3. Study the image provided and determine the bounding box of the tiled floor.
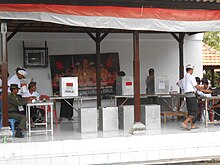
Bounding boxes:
[13,117,220,143]
[1,117,220,165]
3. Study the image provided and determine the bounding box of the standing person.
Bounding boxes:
[59,67,74,121]
[145,68,157,104]
[8,67,27,95]
[145,68,155,95]
[113,70,126,95]
[8,84,27,138]
[181,64,207,130]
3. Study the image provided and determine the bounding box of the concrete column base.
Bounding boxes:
[129,122,145,134]
[0,127,13,143]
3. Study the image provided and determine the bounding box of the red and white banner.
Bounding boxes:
[0,4,219,32]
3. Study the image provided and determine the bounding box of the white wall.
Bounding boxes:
[6,32,203,95]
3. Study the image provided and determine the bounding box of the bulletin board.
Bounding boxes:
[50,52,120,96]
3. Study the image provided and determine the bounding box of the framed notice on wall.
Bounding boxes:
[155,75,170,94]
[50,52,120,97]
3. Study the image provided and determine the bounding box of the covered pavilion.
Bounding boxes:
[0,1,220,164]
[0,0,220,129]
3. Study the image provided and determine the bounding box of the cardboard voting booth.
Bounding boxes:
[118,105,134,130]
[116,76,134,95]
[59,77,78,96]
[141,105,161,130]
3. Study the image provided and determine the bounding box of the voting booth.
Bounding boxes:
[59,77,78,96]
[79,108,97,133]
[116,76,134,95]
[99,107,118,132]
[141,105,161,130]
[118,105,134,131]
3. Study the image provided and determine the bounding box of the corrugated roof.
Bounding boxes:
[203,43,220,66]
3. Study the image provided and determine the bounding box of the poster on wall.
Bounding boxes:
[50,52,120,97]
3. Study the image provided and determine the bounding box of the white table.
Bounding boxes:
[26,101,54,136]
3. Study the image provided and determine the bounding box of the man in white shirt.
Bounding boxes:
[8,67,27,95]
[22,82,46,123]
[22,82,40,101]
[181,64,207,130]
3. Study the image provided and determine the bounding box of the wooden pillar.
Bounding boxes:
[211,69,215,87]
[133,31,140,122]
[1,22,8,127]
[179,33,185,80]
[87,31,108,108]
[171,32,185,80]
[96,31,101,108]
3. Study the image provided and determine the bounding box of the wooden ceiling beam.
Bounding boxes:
[7,23,24,42]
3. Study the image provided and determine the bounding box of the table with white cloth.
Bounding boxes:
[26,101,54,136]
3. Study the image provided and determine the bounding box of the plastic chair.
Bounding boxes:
[40,95,58,126]
[8,119,16,136]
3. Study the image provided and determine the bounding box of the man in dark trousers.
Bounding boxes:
[181,64,208,130]
[8,84,27,138]
[145,68,157,104]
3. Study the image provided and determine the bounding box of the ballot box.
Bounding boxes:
[59,77,78,96]
[79,108,97,133]
[141,105,161,130]
[116,76,134,95]
[118,105,134,130]
[99,107,118,132]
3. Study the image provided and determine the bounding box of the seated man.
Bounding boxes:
[8,84,27,138]
[22,82,46,123]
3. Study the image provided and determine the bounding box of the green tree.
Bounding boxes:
[203,70,219,87]
[203,32,220,51]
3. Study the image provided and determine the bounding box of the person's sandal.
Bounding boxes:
[180,123,191,131]
[191,125,199,129]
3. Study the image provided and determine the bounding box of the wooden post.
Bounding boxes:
[87,31,108,108]
[171,32,185,80]
[96,31,101,108]
[133,31,140,122]
[179,33,185,80]
[1,22,8,127]
[211,69,215,87]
